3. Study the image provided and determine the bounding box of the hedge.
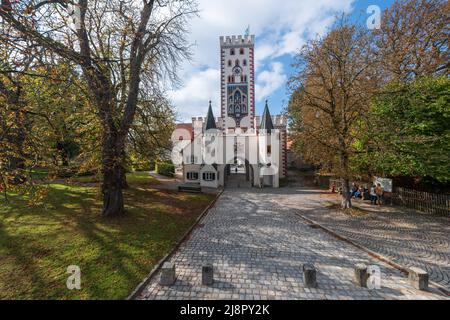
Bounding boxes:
[155,162,175,177]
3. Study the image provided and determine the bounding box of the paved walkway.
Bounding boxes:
[291,192,450,291]
[137,188,447,300]
[148,171,182,190]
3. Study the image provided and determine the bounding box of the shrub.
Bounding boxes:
[155,161,174,177]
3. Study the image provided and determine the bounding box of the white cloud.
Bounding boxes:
[169,0,355,121]
[255,62,287,103]
[169,68,220,122]
[254,42,278,71]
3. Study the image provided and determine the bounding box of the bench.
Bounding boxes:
[178,184,202,193]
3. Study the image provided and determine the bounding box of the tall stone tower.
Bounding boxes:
[220,34,255,132]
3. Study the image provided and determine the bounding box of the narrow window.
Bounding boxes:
[228,60,232,67]
[267,145,272,155]
[187,155,196,164]
[243,59,247,66]
[240,48,244,55]
[230,48,235,55]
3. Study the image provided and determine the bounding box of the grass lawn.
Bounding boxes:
[0,178,214,299]
[30,169,160,185]
[70,171,160,184]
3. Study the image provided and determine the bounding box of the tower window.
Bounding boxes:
[228,60,231,67]
[243,59,247,66]
[235,59,240,66]
[267,145,272,155]
[230,48,235,55]
[240,48,244,55]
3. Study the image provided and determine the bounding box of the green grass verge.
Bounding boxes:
[0,183,214,299]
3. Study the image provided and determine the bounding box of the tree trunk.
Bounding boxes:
[101,125,126,217]
[121,169,129,189]
[61,150,69,167]
[341,177,352,209]
[120,150,129,189]
[102,159,126,217]
[339,151,352,209]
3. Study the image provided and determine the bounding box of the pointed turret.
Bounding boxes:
[260,100,274,133]
[205,101,217,131]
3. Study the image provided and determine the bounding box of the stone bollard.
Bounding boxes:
[354,263,369,287]
[408,267,429,290]
[202,264,214,285]
[160,262,176,286]
[303,263,317,288]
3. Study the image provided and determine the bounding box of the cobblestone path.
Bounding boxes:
[137,188,448,300]
[283,190,450,291]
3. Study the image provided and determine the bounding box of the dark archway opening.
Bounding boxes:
[224,157,253,188]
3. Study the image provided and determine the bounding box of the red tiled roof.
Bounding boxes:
[176,123,193,140]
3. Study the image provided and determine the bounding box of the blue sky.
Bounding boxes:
[170,0,394,122]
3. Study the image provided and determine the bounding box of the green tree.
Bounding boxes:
[22,64,95,168]
[360,76,450,183]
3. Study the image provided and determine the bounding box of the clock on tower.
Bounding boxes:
[220,34,255,130]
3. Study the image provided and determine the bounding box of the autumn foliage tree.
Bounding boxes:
[289,0,449,201]
[375,0,449,81]
[0,0,197,216]
[288,19,380,208]
[0,21,49,200]
[127,90,175,171]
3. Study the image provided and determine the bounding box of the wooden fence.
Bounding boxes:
[328,180,449,216]
[392,187,450,216]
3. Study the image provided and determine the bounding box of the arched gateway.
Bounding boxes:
[223,157,255,188]
[172,33,288,189]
